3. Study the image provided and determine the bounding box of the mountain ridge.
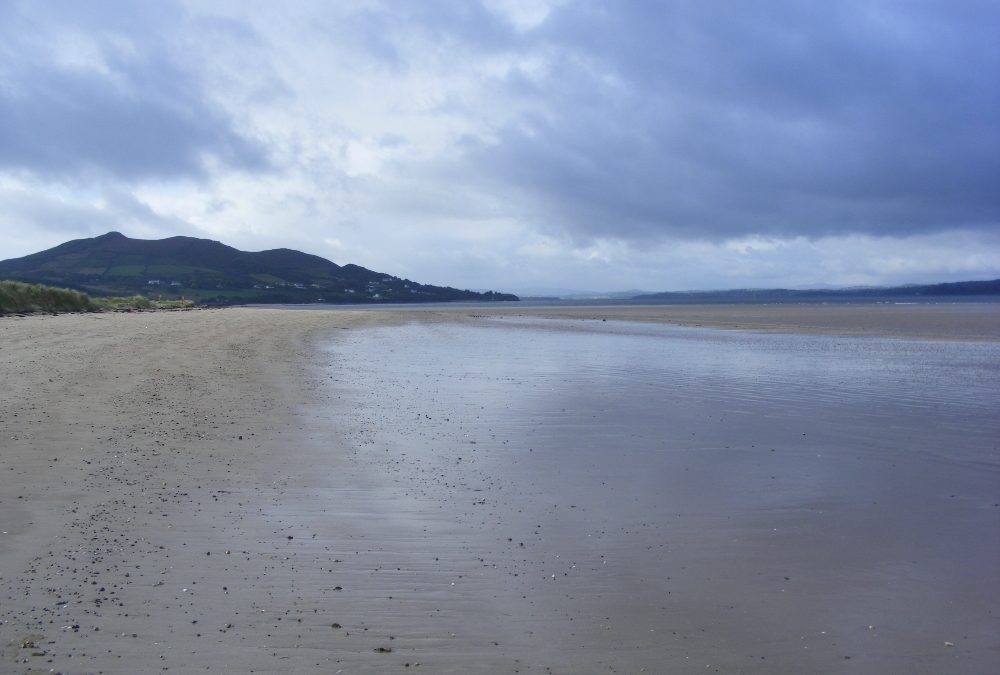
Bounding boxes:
[0,232,518,305]
[632,279,1000,303]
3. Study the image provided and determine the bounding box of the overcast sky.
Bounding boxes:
[1,0,998,292]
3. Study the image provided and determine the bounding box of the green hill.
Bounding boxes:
[0,232,518,305]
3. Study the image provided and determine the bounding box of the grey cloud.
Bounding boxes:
[419,1,1000,241]
[306,0,517,74]
[3,0,997,274]
[0,1,268,182]
[2,183,189,236]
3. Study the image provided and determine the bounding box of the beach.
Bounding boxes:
[1,304,998,674]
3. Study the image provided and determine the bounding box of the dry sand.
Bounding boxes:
[1,304,997,673]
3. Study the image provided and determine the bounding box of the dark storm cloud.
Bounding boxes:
[437,1,1000,240]
[1,0,995,251]
[0,1,267,182]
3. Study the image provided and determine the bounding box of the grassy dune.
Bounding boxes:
[0,280,195,315]
[0,280,96,314]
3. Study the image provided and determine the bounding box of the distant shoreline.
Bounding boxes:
[7,300,999,340]
[249,301,1000,342]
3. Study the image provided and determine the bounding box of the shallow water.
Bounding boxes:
[322,317,1000,673]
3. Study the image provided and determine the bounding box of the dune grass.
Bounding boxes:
[90,295,154,311]
[0,281,196,315]
[91,295,195,311]
[0,280,97,314]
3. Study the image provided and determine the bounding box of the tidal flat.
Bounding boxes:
[318,312,1000,673]
[1,304,998,673]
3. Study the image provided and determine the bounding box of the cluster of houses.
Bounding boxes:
[142,274,422,300]
[251,281,312,290]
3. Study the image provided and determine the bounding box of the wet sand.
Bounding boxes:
[448,301,1000,341]
[1,304,998,673]
[0,309,401,673]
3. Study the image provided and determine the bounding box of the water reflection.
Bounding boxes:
[326,318,1000,672]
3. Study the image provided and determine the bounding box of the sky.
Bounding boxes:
[1,0,998,293]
